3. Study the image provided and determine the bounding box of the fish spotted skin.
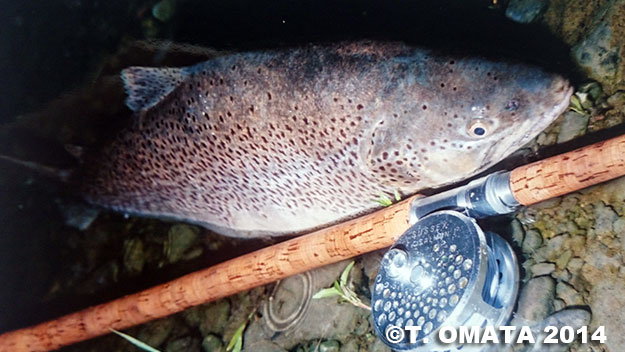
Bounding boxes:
[80,41,572,237]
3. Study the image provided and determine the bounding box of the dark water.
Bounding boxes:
[0,0,577,344]
[1,0,577,120]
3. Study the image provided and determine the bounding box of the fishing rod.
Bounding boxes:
[1,133,624,351]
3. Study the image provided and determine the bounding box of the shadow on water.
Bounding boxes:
[0,0,582,337]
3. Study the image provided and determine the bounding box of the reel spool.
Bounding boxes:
[371,210,519,351]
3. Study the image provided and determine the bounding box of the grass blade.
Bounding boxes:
[110,329,161,352]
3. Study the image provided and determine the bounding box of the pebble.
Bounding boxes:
[165,224,200,263]
[531,262,556,277]
[202,334,224,352]
[552,299,566,312]
[340,339,359,352]
[522,230,543,255]
[200,300,231,336]
[165,336,201,352]
[555,250,572,270]
[552,268,572,283]
[510,219,525,246]
[528,309,591,352]
[241,340,288,352]
[582,242,622,285]
[536,235,569,263]
[319,340,340,352]
[607,91,625,107]
[593,202,617,237]
[514,276,555,323]
[369,338,392,352]
[122,237,145,275]
[137,319,174,349]
[505,0,549,23]
[556,111,589,143]
[566,257,585,273]
[589,277,625,351]
[556,281,584,305]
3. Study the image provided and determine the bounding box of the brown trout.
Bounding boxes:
[79,41,572,237]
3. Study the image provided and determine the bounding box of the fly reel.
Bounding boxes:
[371,210,519,351]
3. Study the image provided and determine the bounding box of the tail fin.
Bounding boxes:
[0,154,72,183]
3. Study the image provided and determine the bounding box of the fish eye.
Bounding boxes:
[505,99,520,111]
[467,119,489,138]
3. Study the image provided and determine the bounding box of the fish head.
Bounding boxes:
[362,58,573,191]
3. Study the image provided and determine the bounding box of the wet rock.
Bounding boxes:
[552,268,572,282]
[77,260,119,294]
[571,0,625,93]
[522,229,543,255]
[529,309,591,352]
[556,281,584,305]
[263,272,314,333]
[319,340,341,352]
[137,319,175,349]
[340,338,359,352]
[581,242,622,285]
[245,261,363,350]
[224,287,265,344]
[200,300,231,336]
[614,217,625,234]
[556,111,589,143]
[152,0,176,22]
[514,276,556,323]
[56,199,99,230]
[362,250,384,288]
[536,235,570,263]
[607,90,625,107]
[593,202,617,237]
[589,276,625,351]
[510,218,525,246]
[369,338,392,352]
[269,292,362,349]
[505,0,549,23]
[542,0,607,46]
[531,262,556,277]
[165,336,201,352]
[555,250,573,270]
[536,131,557,146]
[553,298,566,311]
[566,257,585,274]
[241,340,287,352]
[122,237,145,275]
[165,224,200,263]
[201,334,224,352]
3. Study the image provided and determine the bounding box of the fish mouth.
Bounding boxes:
[478,78,573,172]
[548,78,574,121]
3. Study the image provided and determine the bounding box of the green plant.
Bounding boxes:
[312,261,371,310]
[110,329,161,352]
[375,190,401,207]
[226,310,255,352]
[569,94,589,116]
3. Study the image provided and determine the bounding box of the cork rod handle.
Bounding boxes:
[510,133,625,205]
[0,196,416,352]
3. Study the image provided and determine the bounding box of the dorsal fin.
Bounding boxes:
[121,66,187,112]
